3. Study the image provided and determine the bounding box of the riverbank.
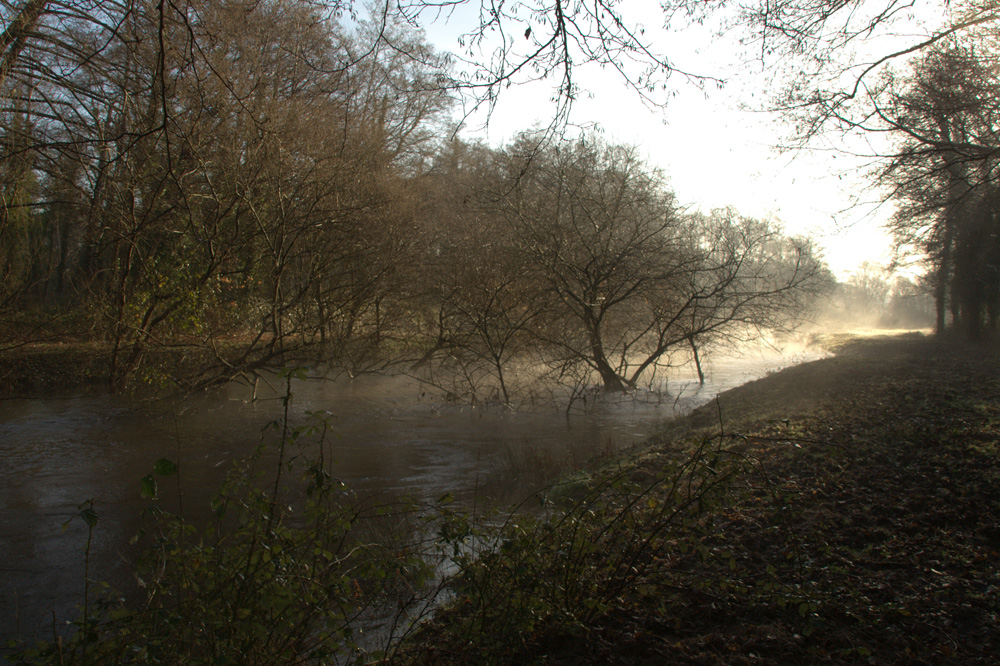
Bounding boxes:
[388,333,1000,665]
[0,342,110,397]
[0,341,252,398]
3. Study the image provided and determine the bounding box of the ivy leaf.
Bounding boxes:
[154,458,178,476]
[80,506,98,529]
[141,474,157,500]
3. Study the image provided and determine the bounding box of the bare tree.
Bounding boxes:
[877,38,1000,337]
[391,0,724,133]
[489,135,828,392]
[842,261,894,322]
[0,0,454,388]
[733,1,995,142]
[398,138,544,403]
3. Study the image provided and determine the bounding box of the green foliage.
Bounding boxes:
[9,389,432,666]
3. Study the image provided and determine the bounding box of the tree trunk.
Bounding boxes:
[935,219,954,336]
[591,342,627,392]
[689,337,705,385]
[595,362,627,392]
[586,318,627,392]
[0,0,49,90]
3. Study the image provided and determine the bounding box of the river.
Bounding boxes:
[0,345,823,647]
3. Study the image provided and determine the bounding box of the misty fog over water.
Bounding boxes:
[0,344,827,644]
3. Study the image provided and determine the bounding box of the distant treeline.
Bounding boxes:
[821,263,936,331]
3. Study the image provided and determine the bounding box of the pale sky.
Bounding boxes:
[415,1,948,279]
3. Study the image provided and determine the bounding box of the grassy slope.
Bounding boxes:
[390,333,1000,665]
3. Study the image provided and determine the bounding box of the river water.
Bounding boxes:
[0,346,823,646]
